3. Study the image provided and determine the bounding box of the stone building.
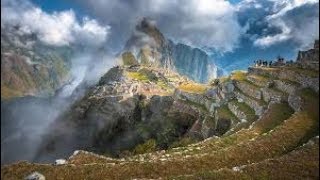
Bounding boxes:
[296,40,319,70]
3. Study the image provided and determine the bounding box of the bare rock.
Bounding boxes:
[24,172,45,180]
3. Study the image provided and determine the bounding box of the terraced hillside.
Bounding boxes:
[2,60,319,179]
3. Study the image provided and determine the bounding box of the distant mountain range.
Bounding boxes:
[1,26,72,99]
[1,18,223,100]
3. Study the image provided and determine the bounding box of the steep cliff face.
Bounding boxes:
[1,28,72,99]
[123,18,217,82]
[171,43,217,83]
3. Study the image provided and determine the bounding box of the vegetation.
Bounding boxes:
[178,82,207,94]
[1,53,319,179]
[122,52,139,66]
[219,76,231,83]
[138,68,158,81]
[285,66,319,78]
[216,104,237,121]
[230,71,247,81]
[1,86,24,99]
[232,100,256,119]
[125,71,149,82]
[133,139,157,155]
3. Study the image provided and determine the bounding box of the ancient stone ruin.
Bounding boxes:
[297,40,319,70]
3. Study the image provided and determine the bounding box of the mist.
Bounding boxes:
[1,48,116,165]
[0,0,116,164]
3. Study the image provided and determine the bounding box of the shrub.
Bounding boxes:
[133,139,157,155]
[169,137,196,149]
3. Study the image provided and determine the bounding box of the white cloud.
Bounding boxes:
[254,0,319,48]
[74,0,244,52]
[1,0,110,47]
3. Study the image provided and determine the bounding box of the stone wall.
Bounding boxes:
[227,101,247,120]
[234,81,262,100]
[234,90,265,116]
[274,80,299,95]
[261,87,286,103]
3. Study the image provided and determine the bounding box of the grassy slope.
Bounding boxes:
[1,68,318,179]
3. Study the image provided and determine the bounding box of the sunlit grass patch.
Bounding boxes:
[125,71,149,82]
[230,71,247,81]
[178,82,207,94]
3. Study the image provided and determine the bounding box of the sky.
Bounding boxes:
[2,0,319,74]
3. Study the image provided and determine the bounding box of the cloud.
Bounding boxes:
[253,0,319,49]
[73,0,244,52]
[1,0,110,47]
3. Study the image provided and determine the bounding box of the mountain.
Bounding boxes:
[1,26,72,99]
[34,65,220,161]
[2,40,319,179]
[122,17,217,83]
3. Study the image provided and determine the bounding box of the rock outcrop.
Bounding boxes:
[34,65,218,161]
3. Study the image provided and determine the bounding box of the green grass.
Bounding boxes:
[230,99,257,122]
[285,67,319,78]
[179,99,208,112]
[296,88,319,144]
[246,75,270,87]
[253,103,294,133]
[169,137,197,149]
[133,139,157,155]
[230,71,247,81]
[172,140,319,180]
[178,82,208,94]
[217,104,238,121]
[125,71,149,82]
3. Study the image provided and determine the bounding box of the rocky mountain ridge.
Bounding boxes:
[1,38,319,179]
[122,17,217,83]
[1,27,73,99]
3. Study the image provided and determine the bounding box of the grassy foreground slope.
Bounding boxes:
[1,65,319,180]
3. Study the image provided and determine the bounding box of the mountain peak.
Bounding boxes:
[136,17,157,32]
